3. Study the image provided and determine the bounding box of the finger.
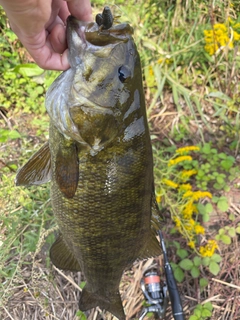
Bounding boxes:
[20,31,70,70]
[48,23,67,54]
[30,45,70,71]
[59,2,70,23]
[65,0,93,21]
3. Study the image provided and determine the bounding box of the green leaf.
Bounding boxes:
[13,63,44,77]
[218,228,225,235]
[177,249,188,259]
[197,203,206,215]
[201,143,211,154]
[212,196,219,203]
[76,310,87,320]
[213,182,224,190]
[202,212,210,222]
[189,316,198,320]
[170,262,178,270]
[199,278,208,288]
[174,266,185,282]
[202,308,212,317]
[0,129,21,142]
[229,213,235,221]
[191,266,200,278]
[203,302,213,311]
[217,199,229,212]
[193,309,201,317]
[179,259,193,271]
[216,176,224,184]
[202,257,210,266]
[205,203,213,214]
[221,234,231,244]
[228,227,236,238]
[173,241,181,249]
[193,256,202,267]
[218,152,227,159]
[79,281,86,289]
[235,226,240,234]
[211,254,222,263]
[221,158,234,170]
[209,261,220,275]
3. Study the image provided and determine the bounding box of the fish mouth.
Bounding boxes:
[67,15,133,49]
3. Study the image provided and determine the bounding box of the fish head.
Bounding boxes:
[46,14,144,151]
[67,14,140,109]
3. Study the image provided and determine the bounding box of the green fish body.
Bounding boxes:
[16,11,161,320]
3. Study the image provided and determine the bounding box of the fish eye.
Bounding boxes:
[118,66,131,83]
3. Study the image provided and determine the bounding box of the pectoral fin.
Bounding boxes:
[79,285,125,320]
[55,143,79,198]
[15,142,51,186]
[50,234,81,271]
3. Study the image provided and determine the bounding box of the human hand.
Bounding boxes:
[0,0,92,70]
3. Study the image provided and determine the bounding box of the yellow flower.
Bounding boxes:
[182,201,194,218]
[188,241,195,249]
[203,23,234,55]
[168,156,192,166]
[193,191,212,200]
[176,146,200,154]
[181,169,198,179]
[156,195,161,204]
[233,30,240,41]
[194,224,205,235]
[183,190,212,201]
[199,240,218,257]
[213,23,227,32]
[149,66,154,76]
[178,184,192,191]
[183,190,194,198]
[162,179,178,189]
[174,217,181,228]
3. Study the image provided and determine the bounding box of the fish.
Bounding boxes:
[15,7,161,320]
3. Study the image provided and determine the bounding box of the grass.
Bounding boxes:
[0,0,240,319]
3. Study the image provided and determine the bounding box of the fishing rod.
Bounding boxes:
[139,231,185,320]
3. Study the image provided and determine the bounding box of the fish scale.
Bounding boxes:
[15,8,162,320]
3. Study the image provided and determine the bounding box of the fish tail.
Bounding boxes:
[79,285,125,320]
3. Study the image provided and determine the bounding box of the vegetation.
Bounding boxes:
[0,0,239,319]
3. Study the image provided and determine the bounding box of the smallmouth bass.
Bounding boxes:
[16,7,161,320]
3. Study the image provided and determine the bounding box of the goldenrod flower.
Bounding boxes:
[182,200,194,218]
[178,184,192,191]
[168,155,192,166]
[203,23,236,55]
[181,169,198,179]
[194,224,205,235]
[233,31,240,41]
[149,66,154,76]
[183,190,194,198]
[176,146,200,154]
[174,217,181,228]
[188,241,195,249]
[199,240,218,257]
[183,190,212,201]
[162,179,178,188]
[156,195,161,204]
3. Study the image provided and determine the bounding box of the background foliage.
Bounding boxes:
[0,0,239,319]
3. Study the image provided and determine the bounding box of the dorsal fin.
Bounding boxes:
[15,142,51,186]
[55,142,79,198]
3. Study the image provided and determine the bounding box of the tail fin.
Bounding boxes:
[79,285,125,320]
